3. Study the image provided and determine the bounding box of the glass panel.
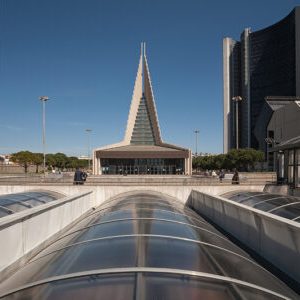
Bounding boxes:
[143,273,285,300]
[0,208,11,217]
[225,192,263,203]
[110,202,180,212]
[144,237,289,293]
[254,197,295,211]
[242,196,275,207]
[0,191,61,219]
[72,208,200,230]
[41,218,231,259]
[36,220,137,257]
[23,199,45,207]
[271,203,300,220]
[130,94,155,145]
[296,149,300,164]
[1,274,134,300]
[0,237,137,291]
[288,166,294,184]
[2,203,27,213]
[288,150,294,165]
[296,165,300,188]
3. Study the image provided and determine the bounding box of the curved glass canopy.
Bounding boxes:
[0,191,63,218]
[221,191,300,222]
[0,192,297,299]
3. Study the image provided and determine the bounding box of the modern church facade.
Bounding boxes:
[93,44,192,175]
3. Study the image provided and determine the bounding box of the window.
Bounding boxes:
[296,148,300,188]
[288,150,294,184]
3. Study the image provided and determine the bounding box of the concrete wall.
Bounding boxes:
[188,190,300,285]
[0,165,37,174]
[0,191,93,278]
[0,184,265,206]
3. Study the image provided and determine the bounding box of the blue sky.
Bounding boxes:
[0,0,298,156]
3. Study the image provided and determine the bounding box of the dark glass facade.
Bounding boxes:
[249,9,296,151]
[225,7,300,154]
[101,158,184,175]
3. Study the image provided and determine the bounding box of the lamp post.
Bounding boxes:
[194,130,199,156]
[232,96,242,149]
[39,96,49,176]
[85,129,92,171]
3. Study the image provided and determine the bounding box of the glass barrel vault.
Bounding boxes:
[0,192,297,299]
[0,190,63,218]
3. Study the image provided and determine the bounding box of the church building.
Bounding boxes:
[93,44,192,175]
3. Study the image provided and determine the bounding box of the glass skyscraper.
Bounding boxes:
[223,7,300,154]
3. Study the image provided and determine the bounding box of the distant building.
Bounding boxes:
[0,154,12,165]
[93,44,192,175]
[267,100,300,189]
[78,155,90,160]
[223,7,300,154]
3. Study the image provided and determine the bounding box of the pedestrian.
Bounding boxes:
[219,169,225,183]
[232,170,240,185]
[81,170,88,183]
[73,168,84,185]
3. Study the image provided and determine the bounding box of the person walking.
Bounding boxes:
[232,170,240,185]
[74,168,84,185]
[81,169,88,183]
[219,169,225,183]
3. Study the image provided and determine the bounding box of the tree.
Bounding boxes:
[192,148,265,172]
[10,151,33,173]
[66,156,79,170]
[53,153,68,170]
[46,154,56,171]
[227,148,264,171]
[31,153,43,173]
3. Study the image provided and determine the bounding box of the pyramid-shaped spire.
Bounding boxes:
[124,43,162,145]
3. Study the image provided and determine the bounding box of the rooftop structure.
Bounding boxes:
[267,100,300,188]
[0,191,297,299]
[0,191,63,218]
[93,43,191,175]
[221,191,300,222]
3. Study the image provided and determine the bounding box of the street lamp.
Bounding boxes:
[232,96,242,149]
[194,130,199,156]
[39,96,49,176]
[85,129,92,171]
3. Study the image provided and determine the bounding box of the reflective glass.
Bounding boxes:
[288,150,294,165]
[35,220,137,257]
[225,192,263,203]
[78,208,207,229]
[255,197,296,211]
[0,208,10,217]
[288,166,294,183]
[41,218,236,259]
[143,274,285,300]
[144,237,288,293]
[296,165,300,188]
[271,203,300,220]
[0,191,62,218]
[1,274,135,300]
[222,191,300,222]
[0,237,137,291]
